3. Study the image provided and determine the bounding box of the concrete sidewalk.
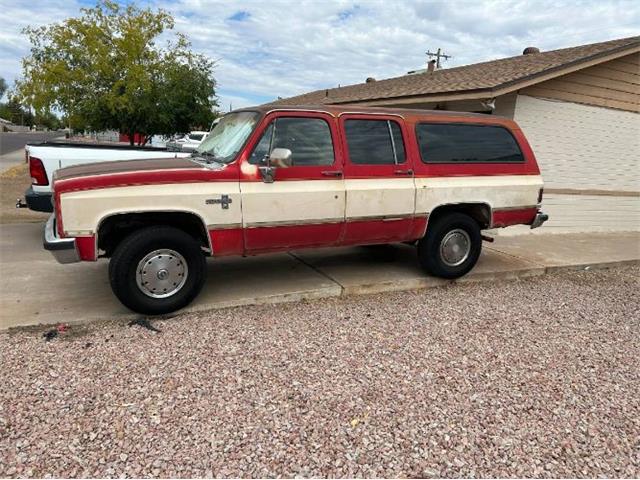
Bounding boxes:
[0,222,638,330]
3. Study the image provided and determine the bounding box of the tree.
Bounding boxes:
[0,77,7,99]
[35,111,63,130]
[16,1,218,144]
[0,97,34,126]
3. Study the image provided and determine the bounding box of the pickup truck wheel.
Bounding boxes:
[418,213,482,279]
[109,226,206,315]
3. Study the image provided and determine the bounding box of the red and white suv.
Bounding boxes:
[44,105,547,314]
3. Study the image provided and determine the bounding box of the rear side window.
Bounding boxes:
[416,123,524,163]
[345,119,406,165]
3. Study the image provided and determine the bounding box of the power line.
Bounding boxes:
[426,48,452,69]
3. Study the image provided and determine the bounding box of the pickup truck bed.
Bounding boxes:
[23,141,190,212]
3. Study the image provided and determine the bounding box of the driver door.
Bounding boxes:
[239,112,345,253]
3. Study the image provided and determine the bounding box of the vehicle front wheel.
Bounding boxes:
[417,213,482,279]
[109,226,207,315]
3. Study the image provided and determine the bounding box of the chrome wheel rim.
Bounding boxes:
[136,249,188,299]
[439,229,471,267]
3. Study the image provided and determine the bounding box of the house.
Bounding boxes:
[0,117,11,131]
[273,36,640,233]
[0,117,31,133]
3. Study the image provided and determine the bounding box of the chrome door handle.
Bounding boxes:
[394,169,413,175]
[321,170,343,177]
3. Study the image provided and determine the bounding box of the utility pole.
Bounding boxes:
[426,48,452,69]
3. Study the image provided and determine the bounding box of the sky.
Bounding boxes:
[0,0,638,110]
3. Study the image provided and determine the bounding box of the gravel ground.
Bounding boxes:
[1,266,639,478]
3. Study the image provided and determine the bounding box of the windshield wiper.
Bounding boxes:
[194,150,224,164]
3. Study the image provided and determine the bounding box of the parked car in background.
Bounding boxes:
[180,131,210,152]
[166,131,209,152]
[148,135,171,148]
[44,105,547,315]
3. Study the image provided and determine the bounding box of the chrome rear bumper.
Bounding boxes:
[43,215,80,263]
[530,211,549,229]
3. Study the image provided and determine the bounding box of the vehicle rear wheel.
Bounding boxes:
[109,226,206,315]
[417,213,482,279]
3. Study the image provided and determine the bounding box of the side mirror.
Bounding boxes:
[258,148,292,183]
[259,165,276,183]
[269,148,292,167]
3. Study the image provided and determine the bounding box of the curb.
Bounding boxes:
[543,258,640,273]
[183,259,637,312]
[184,284,344,313]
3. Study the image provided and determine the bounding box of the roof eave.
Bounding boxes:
[333,41,640,107]
[495,41,640,94]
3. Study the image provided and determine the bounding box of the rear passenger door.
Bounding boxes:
[339,114,416,244]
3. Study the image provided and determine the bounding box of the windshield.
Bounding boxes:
[196,111,260,163]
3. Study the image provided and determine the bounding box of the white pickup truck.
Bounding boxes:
[20,142,190,212]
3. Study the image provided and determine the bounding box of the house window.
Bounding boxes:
[345,119,406,165]
[249,117,334,166]
[416,123,524,163]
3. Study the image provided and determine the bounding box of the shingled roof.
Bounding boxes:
[270,36,640,106]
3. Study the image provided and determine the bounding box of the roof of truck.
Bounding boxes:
[236,104,495,120]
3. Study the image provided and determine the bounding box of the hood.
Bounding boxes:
[55,157,199,181]
[52,155,235,196]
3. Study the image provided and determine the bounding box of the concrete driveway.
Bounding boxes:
[1,221,638,330]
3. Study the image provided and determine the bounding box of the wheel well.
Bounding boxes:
[97,212,210,258]
[428,203,491,230]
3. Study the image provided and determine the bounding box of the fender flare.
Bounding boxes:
[422,202,493,236]
[95,209,213,257]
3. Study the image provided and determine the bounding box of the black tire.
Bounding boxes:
[109,226,207,315]
[417,213,482,279]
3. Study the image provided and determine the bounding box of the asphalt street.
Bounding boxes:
[0,131,62,155]
[0,131,63,171]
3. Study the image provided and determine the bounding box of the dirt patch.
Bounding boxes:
[0,164,49,224]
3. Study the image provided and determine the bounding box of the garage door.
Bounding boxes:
[512,95,640,233]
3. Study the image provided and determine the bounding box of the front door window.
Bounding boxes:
[249,117,334,167]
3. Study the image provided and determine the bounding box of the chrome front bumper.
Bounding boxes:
[43,215,80,264]
[530,211,549,229]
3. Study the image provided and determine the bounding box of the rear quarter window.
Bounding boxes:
[416,123,524,164]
